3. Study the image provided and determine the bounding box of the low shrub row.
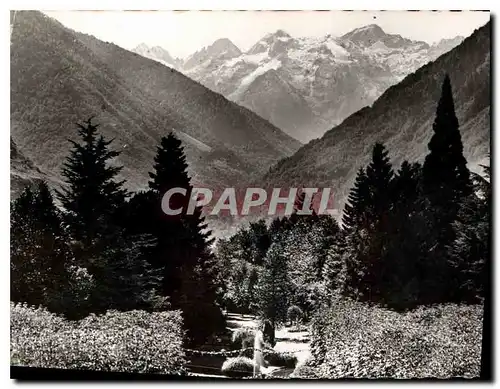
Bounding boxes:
[310,300,483,379]
[10,303,186,375]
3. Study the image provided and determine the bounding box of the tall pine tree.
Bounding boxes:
[423,74,473,244]
[57,118,162,315]
[365,142,394,230]
[382,161,435,309]
[56,117,128,247]
[128,132,224,345]
[421,75,473,302]
[345,143,394,302]
[342,167,370,231]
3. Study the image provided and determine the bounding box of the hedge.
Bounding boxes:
[10,302,186,375]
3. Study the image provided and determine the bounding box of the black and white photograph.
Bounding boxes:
[9,8,491,380]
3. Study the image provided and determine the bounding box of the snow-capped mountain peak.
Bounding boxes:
[132,43,180,68]
[207,38,242,57]
[340,24,430,50]
[183,38,241,70]
[132,26,467,143]
[341,23,387,43]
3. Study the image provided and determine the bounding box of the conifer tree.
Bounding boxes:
[256,239,291,328]
[447,163,490,303]
[56,118,161,315]
[392,161,421,205]
[365,142,394,229]
[342,168,371,300]
[342,168,369,231]
[56,117,128,247]
[246,220,272,266]
[314,215,341,280]
[344,143,394,302]
[423,74,473,243]
[382,162,434,309]
[420,75,474,302]
[269,216,290,238]
[11,182,72,313]
[129,132,224,345]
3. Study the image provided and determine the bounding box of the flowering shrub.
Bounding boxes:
[310,300,483,379]
[10,302,186,374]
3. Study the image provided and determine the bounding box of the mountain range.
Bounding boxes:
[261,21,490,212]
[10,11,490,233]
[134,25,464,142]
[10,11,300,199]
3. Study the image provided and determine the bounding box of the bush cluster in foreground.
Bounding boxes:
[264,350,298,368]
[10,303,186,375]
[221,356,256,378]
[310,300,483,379]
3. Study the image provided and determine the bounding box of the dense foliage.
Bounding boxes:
[11,119,224,346]
[124,133,225,345]
[10,74,488,378]
[213,75,487,379]
[11,303,186,374]
[221,356,256,378]
[309,300,482,378]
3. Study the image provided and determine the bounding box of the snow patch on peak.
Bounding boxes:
[325,40,350,58]
[229,58,282,100]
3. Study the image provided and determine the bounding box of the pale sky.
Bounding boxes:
[43,10,490,59]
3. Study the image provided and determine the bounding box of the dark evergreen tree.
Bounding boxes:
[56,118,161,315]
[420,75,474,302]
[382,162,436,309]
[392,161,421,205]
[365,142,394,229]
[342,168,370,231]
[256,239,291,329]
[342,168,370,300]
[128,132,224,345]
[423,74,473,244]
[11,182,72,313]
[269,216,290,239]
[344,143,394,302]
[85,234,165,314]
[314,215,341,281]
[56,117,128,248]
[246,220,272,266]
[447,163,490,303]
